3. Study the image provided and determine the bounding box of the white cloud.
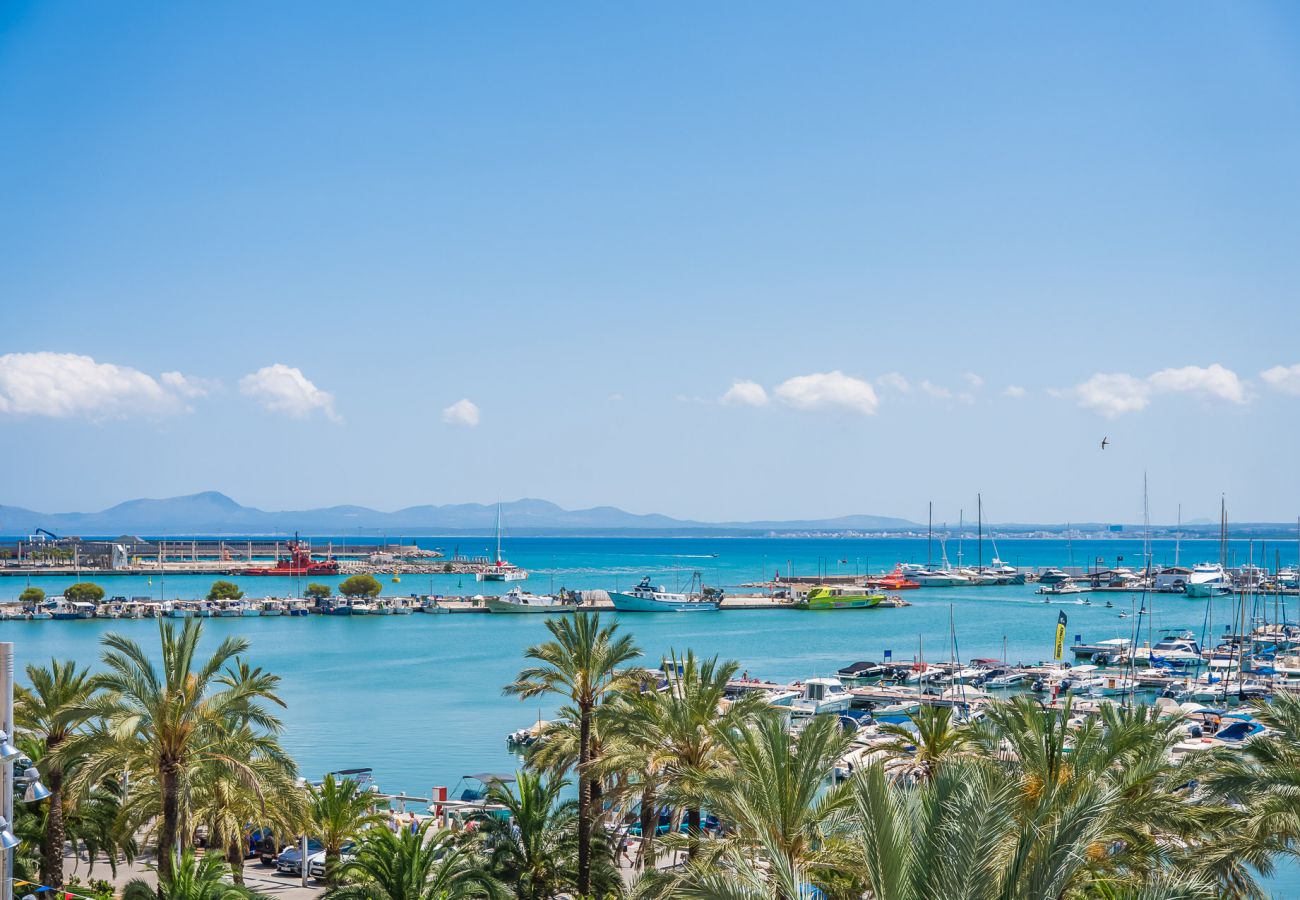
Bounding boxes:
[720,380,769,407]
[775,371,879,416]
[0,352,198,420]
[1068,363,1247,418]
[1260,364,1300,395]
[1147,363,1246,404]
[441,398,480,427]
[963,373,985,390]
[919,380,952,400]
[161,371,219,398]
[1074,373,1151,417]
[1003,385,1027,399]
[239,364,340,422]
[876,372,910,393]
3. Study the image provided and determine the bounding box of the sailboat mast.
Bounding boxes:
[1175,503,1181,568]
[495,502,502,564]
[928,502,933,567]
[978,493,983,570]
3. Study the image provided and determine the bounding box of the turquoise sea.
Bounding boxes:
[3,536,1298,894]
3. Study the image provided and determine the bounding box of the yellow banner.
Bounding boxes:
[1053,610,1067,661]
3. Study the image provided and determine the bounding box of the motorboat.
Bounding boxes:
[1036,581,1088,595]
[790,677,854,718]
[1037,568,1071,586]
[910,568,973,588]
[486,588,577,614]
[982,669,1029,689]
[867,567,921,590]
[1135,633,1203,669]
[837,660,889,681]
[796,585,884,610]
[610,576,721,612]
[1070,637,1132,660]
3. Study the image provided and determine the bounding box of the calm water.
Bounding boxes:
[3,536,1297,894]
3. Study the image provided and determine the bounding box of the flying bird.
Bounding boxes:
[1101,437,1110,450]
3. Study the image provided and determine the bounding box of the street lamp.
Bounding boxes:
[1,643,51,900]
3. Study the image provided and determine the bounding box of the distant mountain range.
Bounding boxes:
[0,492,920,536]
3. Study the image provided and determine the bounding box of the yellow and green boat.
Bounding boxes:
[796,586,885,610]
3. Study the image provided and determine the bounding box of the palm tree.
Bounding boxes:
[15,658,97,889]
[309,774,386,884]
[876,703,970,784]
[611,651,771,861]
[471,770,578,900]
[665,714,855,898]
[65,620,287,880]
[188,725,306,885]
[845,757,1220,900]
[1198,692,1300,891]
[505,612,642,895]
[120,849,271,900]
[970,696,1232,896]
[323,821,499,900]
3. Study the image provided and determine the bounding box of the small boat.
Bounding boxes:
[485,588,577,614]
[1037,568,1071,585]
[391,601,415,615]
[1036,582,1088,595]
[790,677,854,718]
[287,600,312,616]
[609,576,721,612]
[370,599,395,616]
[476,504,529,582]
[260,600,286,616]
[796,586,884,611]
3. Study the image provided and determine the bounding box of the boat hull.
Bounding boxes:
[609,593,720,612]
[485,597,575,614]
[797,595,883,611]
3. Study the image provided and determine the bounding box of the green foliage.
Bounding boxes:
[305,582,333,600]
[339,574,382,599]
[207,579,245,601]
[309,775,386,884]
[471,770,581,900]
[120,849,270,900]
[506,613,642,897]
[19,586,45,605]
[64,582,104,604]
[326,820,499,900]
[63,619,287,881]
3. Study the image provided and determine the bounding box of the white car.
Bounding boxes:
[308,844,356,879]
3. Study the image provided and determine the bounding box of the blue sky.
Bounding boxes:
[3,3,1300,524]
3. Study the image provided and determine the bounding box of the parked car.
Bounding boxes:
[275,839,323,875]
[308,842,356,879]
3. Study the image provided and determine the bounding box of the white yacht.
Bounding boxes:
[790,677,854,718]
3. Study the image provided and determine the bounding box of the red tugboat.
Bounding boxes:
[241,535,340,576]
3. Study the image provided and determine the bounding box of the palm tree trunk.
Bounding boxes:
[226,838,245,885]
[577,700,592,896]
[40,761,65,890]
[687,806,702,860]
[637,784,655,870]
[158,757,181,881]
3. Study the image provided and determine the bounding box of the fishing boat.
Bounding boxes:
[485,587,577,614]
[796,585,884,610]
[609,576,721,612]
[42,599,96,620]
[477,504,529,582]
[242,534,340,577]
